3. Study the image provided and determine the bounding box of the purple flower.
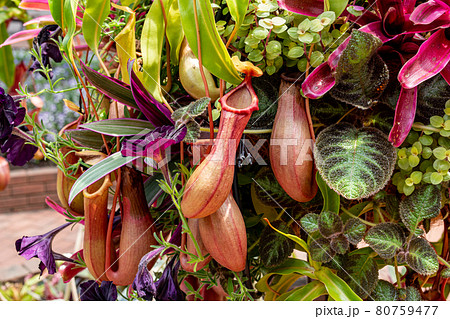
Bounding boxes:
[1,134,38,166]
[0,88,25,140]
[80,281,117,301]
[29,25,63,79]
[133,224,182,300]
[15,223,74,275]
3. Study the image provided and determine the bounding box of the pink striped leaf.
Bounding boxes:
[0,28,41,48]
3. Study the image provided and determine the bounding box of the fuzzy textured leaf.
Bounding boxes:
[171,97,210,123]
[337,253,379,299]
[314,123,397,200]
[330,30,389,109]
[372,280,398,301]
[365,223,405,259]
[330,234,349,255]
[300,213,319,233]
[254,168,297,207]
[343,218,366,245]
[259,221,295,268]
[404,287,422,301]
[183,121,201,143]
[318,211,343,238]
[406,237,439,276]
[399,184,441,232]
[310,238,334,263]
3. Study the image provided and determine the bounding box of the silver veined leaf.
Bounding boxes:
[300,213,319,233]
[314,123,397,200]
[406,237,439,276]
[365,223,405,259]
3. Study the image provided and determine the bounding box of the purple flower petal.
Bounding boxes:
[155,257,185,301]
[80,281,117,301]
[15,223,73,275]
[302,63,336,99]
[389,87,418,147]
[277,0,323,16]
[410,0,450,25]
[1,135,38,166]
[398,29,450,89]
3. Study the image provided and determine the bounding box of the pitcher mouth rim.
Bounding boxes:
[219,76,259,115]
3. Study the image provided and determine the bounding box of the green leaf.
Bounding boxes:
[310,238,334,263]
[259,220,295,268]
[62,0,78,66]
[183,121,201,143]
[112,3,137,84]
[80,119,154,136]
[141,0,173,103]
[365,223,405,259]
[277,280,327,301]
[68,152,139,204]
[330,30,389,109]
[253,167,297,207]
[172,97,210,123]
[166,0,184,64]
[330,234,349,255]
[372,280,398,301]
[325,0,348,17]
[406,237,439,276]
[314,123,397,200]
[316,172,340,213]
[227,0,248,40]
[442,268,450,278]
[343,218,366,245]
[337,253,379,299]
[318,211,343,238]
[179,0,242,85]
[255,258,316,293]
[48,0,64,27]
[399,184,441,232]
[82,0,110,59]
[67,130,106,149]
[0,23,14,87]
[263,273,301,301]
[315,267,363,301]
[81,63,138,108]
[402,286,422,301]
[300,213,319,233]
[264,218,309,254]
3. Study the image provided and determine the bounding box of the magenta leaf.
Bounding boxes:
[399,29,450,89]
[440,59,450,85]
[23,15,54,26]
[0,28,41,48]
[328,36,351,70]
[302,63,336,98]
[277,0,323,16]
[388,87,418,147]
[410,0,450,25]
[404,0,418,14]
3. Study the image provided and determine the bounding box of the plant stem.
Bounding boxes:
[304,44,315,142]
[200,127,272,134]
[193,0,214,141]
[438,255,450,269]
[412,123,441,133]
[394,255,401,288]
[341,206,376,226]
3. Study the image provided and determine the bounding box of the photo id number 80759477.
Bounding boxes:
[375,305,438,316]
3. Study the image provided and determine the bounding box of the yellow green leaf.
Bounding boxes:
[166,0,184,65]
[0,23,14,87]
[315,267,362,301]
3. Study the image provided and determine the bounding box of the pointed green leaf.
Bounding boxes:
[82,0,110,58]
[62,0,78,66]
[318,211,343,238]
[48,0,64,27]
[300,213,319,233]
[264,218,309,253]
[330,234,349,255]
[68,152,139,204]
[399,184,441,232]
[166,0,184,64]
[141,0,173,103]
[365,223,405,259]
[314,123,397,200]
[325,0,349,17]
[227,0,249,41]
[331,30,389,109]
[0,24,14,87]
[406,237,439,276]
[372,280,398,301]
[310,238,334,263]
[259,220,295,268]
[315,267,363,301]
[316,172,340,213]
[337,253,379,299]
[178,0,242,85]
[343,218,366,245]
[80,119,154,136]
[278,280,327,301]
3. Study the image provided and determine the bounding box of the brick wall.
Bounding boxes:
[0,167,58,213]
